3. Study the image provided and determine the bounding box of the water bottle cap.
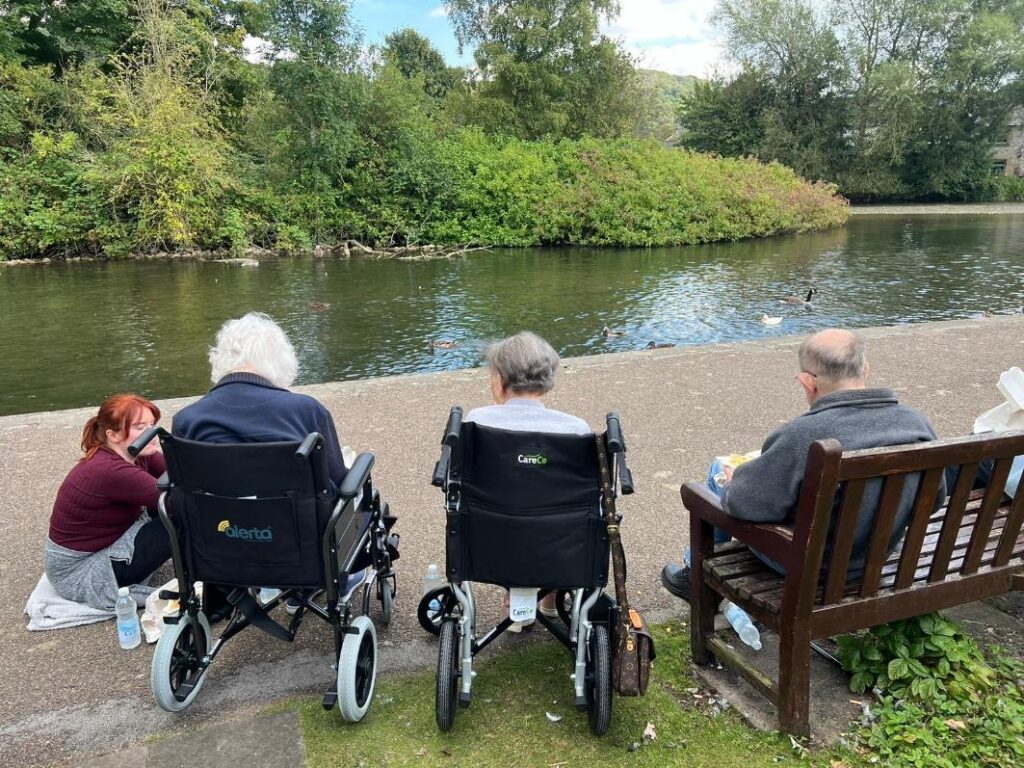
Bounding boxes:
[426,563,439,576]
[118,586,130,596]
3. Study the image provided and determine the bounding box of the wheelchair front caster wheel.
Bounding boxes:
[152,612,212,712]
[435,618,460,731]
[378,574,395,625]
[337,616,377,722]
[418,585,457,636]
[586,624,612,736]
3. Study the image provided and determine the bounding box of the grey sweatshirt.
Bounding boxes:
[721,388,940,570]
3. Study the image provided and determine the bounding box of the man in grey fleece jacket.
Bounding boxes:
[662,328,941,601]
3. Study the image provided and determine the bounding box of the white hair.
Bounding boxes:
[485,331,560,395]
[209,312,299,388]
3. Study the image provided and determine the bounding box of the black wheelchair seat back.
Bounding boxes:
[162,435,335,589]
[447,422,608,590]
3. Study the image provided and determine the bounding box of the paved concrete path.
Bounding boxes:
[3,316,1023,766]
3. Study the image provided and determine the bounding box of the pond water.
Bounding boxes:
[1,214,1023,417]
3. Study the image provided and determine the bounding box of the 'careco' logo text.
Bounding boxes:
[217,519,274,542]
[517,453,548,466]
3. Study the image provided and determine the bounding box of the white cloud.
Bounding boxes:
[604,0,726,77]
[429,4,447,18]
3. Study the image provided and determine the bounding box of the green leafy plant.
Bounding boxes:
[836,614,1024,768]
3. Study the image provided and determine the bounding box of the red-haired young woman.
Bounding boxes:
[44,394,171,610]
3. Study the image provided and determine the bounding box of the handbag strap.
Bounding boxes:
[595,433,630,613]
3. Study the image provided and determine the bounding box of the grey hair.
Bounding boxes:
[798,329,867,383]
[209,312,299,388]
[485,331,560,395]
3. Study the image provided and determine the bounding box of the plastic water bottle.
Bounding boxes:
[721,599,761,650]
[683,548,691,568]
[115,587,141,649]
[423,563,445,611]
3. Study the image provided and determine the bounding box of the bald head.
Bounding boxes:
[798,329,868,394]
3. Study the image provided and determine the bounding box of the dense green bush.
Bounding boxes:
[993,175,1024,202]
[837,614,1024,768]
[416,133,848,247]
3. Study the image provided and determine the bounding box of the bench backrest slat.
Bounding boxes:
[894,467,944,589]
[859,475,906,597]
[994,489,1024,567]
[929,463,977,582]
[961,457,1014,575]
[822,479,865,605]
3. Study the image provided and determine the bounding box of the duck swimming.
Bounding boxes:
[429,339,458,350]
[761,315,783,326]
[779,287,816,307]
[645,341,676,349]
[602,325,625,338]
[308,301,331,311]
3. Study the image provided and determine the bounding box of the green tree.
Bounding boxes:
[381,28,460,100]
[443,0,645,140]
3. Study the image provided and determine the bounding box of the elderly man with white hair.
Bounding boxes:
[172,312,346,487]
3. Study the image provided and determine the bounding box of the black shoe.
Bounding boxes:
[661,564,692,603]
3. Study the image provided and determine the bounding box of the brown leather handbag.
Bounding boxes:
[596,434,655,696]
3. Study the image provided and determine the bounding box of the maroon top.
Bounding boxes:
[48,447,167,553]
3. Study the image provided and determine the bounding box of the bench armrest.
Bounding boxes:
[339,453,375,500]
[681,482,794,567]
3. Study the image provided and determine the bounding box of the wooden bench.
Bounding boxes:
[680,431,1024,737]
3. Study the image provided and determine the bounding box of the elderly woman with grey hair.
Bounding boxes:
[466,331,590,629]
[172,312,346,486]
[466,331,590,436]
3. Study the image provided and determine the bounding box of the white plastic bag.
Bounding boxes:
[141,578,181,644]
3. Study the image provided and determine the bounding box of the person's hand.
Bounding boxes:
[722,465,734,484]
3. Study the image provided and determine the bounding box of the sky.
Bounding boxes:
[348,0,726,78]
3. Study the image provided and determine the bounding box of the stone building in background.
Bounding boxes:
[992,107,1024,176]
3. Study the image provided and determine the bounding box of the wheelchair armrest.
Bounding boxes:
[680,482,794,567]
[295,432,323,460]
[339,452,375,500]
[618,459,635,495]
[443,406,463,447]
[156,472,171,491]
[128,426,169,458]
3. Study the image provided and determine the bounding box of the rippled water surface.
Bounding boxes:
[1,214,1022,416]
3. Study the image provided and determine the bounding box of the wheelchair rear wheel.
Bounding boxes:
[337,616,377,722]
[435,618,460,731]
[151,613,212,712]
[586,624,612,736]
[418,586,457,636]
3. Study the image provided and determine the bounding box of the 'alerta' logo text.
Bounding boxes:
[217,519,274,542]
[517,453,548,465]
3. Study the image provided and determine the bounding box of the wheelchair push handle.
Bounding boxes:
[432,406,463,487]
[605,412,625,453]
[294,432,324,461]
[128,426,169,458]
[443,406,463,447]
[604,412,635,495]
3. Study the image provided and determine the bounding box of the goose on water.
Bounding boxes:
[779,287,816,307]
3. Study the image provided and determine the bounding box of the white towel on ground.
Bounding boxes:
[24,574,114,631]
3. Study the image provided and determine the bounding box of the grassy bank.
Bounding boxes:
[279,619,846,768]
[0,131,849,260]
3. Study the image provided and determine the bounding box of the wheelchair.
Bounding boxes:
[427,408,634,735]
[129,427,399,722]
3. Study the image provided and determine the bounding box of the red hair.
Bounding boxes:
[81,394,160,461]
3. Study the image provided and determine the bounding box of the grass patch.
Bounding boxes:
[286,619,847,768]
